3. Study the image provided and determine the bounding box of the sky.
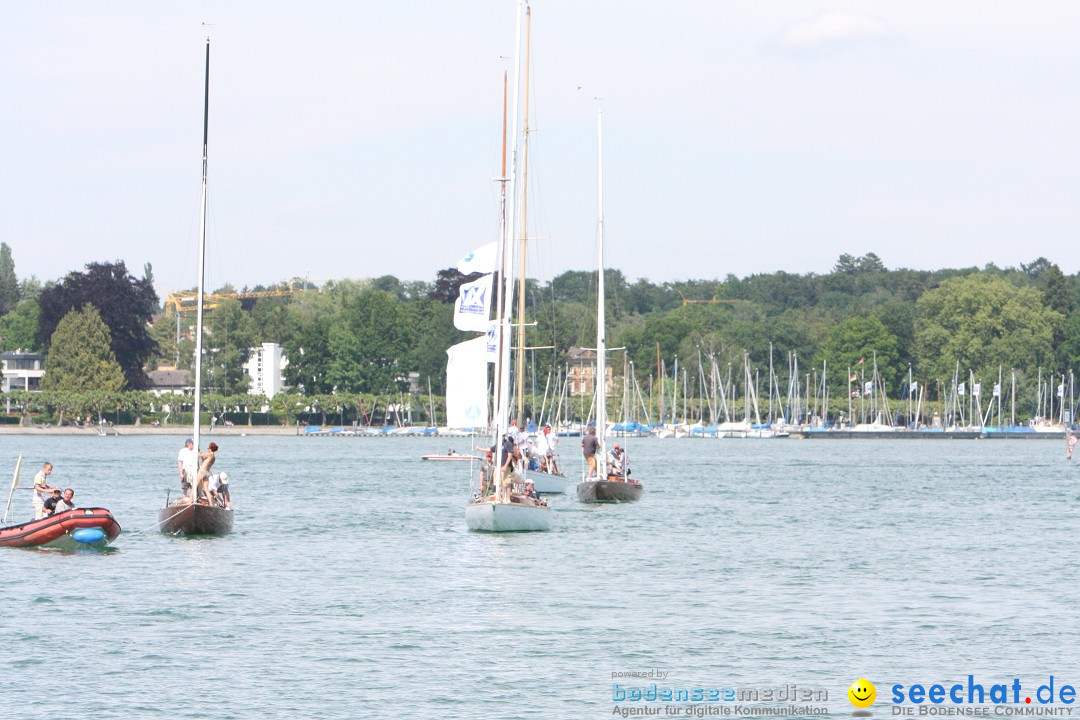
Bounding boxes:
[3,1,1080,297]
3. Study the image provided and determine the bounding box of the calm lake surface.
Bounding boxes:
[1,434,1078,719]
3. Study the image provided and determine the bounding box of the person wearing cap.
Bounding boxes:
[208,471,231,509]
[196,442,219,504]
[177,438,198,495]
[523,479,539,502]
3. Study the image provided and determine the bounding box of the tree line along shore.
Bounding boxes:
[2,246,1078,428]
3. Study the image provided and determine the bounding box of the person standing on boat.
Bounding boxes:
[196,442,218,504]
[582,426,600,479]
[32,462,59,519]
[541,425,560,474]
[177,438,198,497]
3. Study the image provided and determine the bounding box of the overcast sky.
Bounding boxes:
[3,1,1080,296]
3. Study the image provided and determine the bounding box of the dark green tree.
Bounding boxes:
[41,306,126,394]
[37,261,159,389]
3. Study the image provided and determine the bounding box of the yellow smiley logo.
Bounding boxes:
[848,678,876,708]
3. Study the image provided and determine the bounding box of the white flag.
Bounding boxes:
[484,321,498,362]
[453,274,494,332]
[1058,384,1065,398]
[864,381,873,395]
[972,383,981,397]
[958,382,966,396]
[910,381,918,392]
[456,242,498,274]
[993,383,1001,397]
[446,336,490,429]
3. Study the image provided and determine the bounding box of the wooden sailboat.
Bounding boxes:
[513,8,567,496]
[576,110,642,504]
[463,0,550,531]
[159,40,234,537]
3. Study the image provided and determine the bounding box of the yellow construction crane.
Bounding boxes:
[678,290,736,307]
[164,288,306,317]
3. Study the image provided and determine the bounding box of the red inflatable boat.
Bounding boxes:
[0,508,122,549]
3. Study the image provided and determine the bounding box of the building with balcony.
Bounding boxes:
[1,351,45,393]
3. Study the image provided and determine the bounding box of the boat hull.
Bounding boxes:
[0,508,121,549]
[464,501,551,532]
[158,503,233,536]
[577,479,643,503]
[522,468,568,494]
[421,454,481,461]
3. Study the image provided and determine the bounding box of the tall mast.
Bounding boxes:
[193,38,210,467]
[492,0,523,474]
[594,107,607,472]
[515,6,532,427]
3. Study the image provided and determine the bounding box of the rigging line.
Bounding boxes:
[120,506,192,537]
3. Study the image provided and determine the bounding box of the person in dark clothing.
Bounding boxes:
[581,426,600,479]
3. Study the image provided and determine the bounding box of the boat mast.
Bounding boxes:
[515,6,532,428]
[492,0,523,475]
[594,107,607,473]
[193,38,210,475]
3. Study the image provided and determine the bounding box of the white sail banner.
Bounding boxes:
[453,274,494,332]
[484,321,498,362]
[446,336,490,429]
[456,242,498,274]
[958,382,966,396]
[972,383,981,397]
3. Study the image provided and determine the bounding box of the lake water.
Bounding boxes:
[1,434,1078,719]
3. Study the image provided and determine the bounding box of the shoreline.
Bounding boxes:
[0,425,301,436]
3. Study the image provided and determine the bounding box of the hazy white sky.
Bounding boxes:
[3,1,1080,296]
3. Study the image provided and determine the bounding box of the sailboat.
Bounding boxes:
[513,7,567,496]
[576,110,643,504]
[461,0,550,532]
[158,40,234,536]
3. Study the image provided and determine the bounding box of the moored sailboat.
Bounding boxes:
[158,40,233,537]
[576,110,642,504]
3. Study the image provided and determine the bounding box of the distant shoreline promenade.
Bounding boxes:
[0,425,300,436]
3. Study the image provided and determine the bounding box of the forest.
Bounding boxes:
[2,242,1078,426]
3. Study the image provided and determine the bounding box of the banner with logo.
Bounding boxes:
[453,274,494,332]
[446,336,490,429]
[456,242,498,275]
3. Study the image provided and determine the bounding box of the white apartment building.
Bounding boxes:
[244,342,288,399]
[1,351,45,392]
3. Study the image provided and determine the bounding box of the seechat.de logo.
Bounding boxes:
[849,678,876,710]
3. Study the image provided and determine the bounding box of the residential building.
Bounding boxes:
[244,342,288,399]
[1,351,45,392]
[566,347,614,396]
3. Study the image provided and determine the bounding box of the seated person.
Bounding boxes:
[54,488,76,513]
[42,489,63,516]
[523,480,539,501]
[608,444,626,479]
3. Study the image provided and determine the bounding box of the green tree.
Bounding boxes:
[0,298,40,352]
[0,242,18,315]
[914,275,1060,382]
[41,306,126,394]
[38,261,159,389]
[820,315,902,393]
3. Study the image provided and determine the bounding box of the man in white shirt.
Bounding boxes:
[177,438,198,499]
[32,462,58,519]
